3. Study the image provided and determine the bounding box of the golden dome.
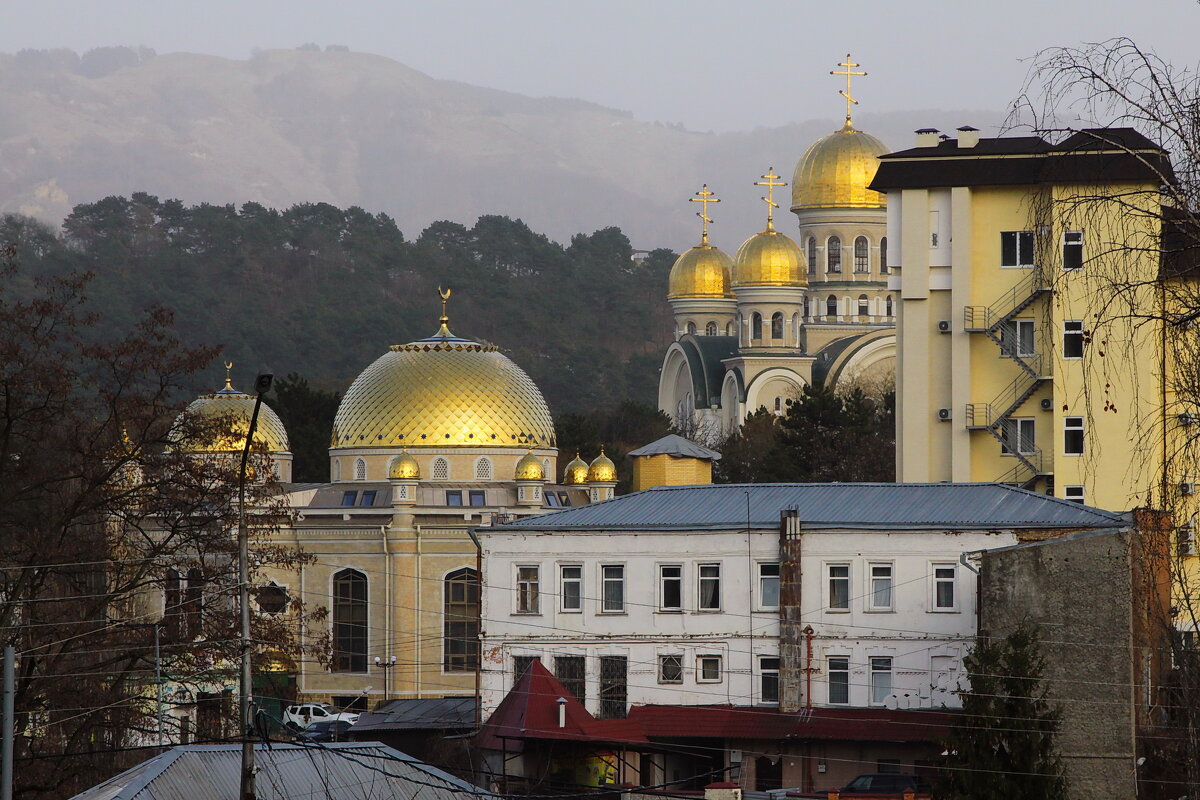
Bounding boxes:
[175,380,290,454]
[331,325,556,450]
[389,452,420,480]
[562,453,589,485]
[586,447,617,483]
[732,229,806,287]
[791,122,888,211]
[514,451,546,481]
[668,244,734,299]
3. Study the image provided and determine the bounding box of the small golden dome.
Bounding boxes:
[668,244,734,299]
[175,382,290,454]
[586,447,617,483]
[514,451,546,481]
[389,452,420,480]
[562,453,589,485]
[791,122,888,211]
[732,229,806,287]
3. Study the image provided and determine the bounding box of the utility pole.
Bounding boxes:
[238,372,273,800]
[3,645,15,800]
[155,624,164,748]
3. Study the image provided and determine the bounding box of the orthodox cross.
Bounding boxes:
[689,185,720,245]
[754,168,787,230]
[831,54,867,125]
[437,287,451,324]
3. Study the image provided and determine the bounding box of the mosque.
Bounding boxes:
[658,58,896,436]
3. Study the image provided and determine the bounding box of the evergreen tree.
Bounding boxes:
[763,384,895,483]
[269,373,342,482]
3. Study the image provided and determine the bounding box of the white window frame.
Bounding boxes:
[758,562,780,610]
[759,656,780,704]
[1000,319,1035,358]
[1001,417,1036,456]
[658,653,684,685]
[869,656,893,706]
[601,564,626,614]
[1063,320,1085,360]
[697,563,722,612]
[1000,230,1035,268]
[559,564,582,613]
[1065,485,1086,504]
[827,656,850,705]
[515,565,540,615]
[867,562,894,612]
[827,563,851,612]
[696,654,723,683]
[1063,230,1084,271]
[658,564,683,612]
[1064,416,1085,456]
[930,563,958,612]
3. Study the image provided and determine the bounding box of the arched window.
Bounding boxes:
[827,237,842,273]
[444,568,480,671]
[770,312,784,340]
[803,295,811,319]
[752,312,763,341]
[332,569,368,673]
[542,458,550,476]
[432,457,449,480]
[332,459,341,482]
[705,321,717,336]
[185,567,204,640]
[474,457,493,480]
[686,321,697,335]
[858,295,870,317]
[774,397,783,415]
[792,312,801,343]
[826,295,838,318]
[164,568,182,641]
[880,237,889,274]
[886,295,894,317]
[726,321,734,336]
[354,458,366,481]
[807,237,817,273]
[854,236,869,272]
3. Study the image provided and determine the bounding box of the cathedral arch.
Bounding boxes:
[745,368,806,418]
[770,312,784,341]
[824,331,897,394]
[474,457,493,480]
[354,457,367,481]
[854,236,870,272]
[432,457,450,481]
[332,568,368,673]
[827,236,842,273]
[444,567,480,672]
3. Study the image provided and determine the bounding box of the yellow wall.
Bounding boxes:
[631,455,712,491]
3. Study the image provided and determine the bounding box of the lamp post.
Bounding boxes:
[373,655,397,706]
[238,372,273,800]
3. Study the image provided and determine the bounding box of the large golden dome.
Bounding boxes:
[668,244,734,299]
[331,325,556,450]
[732,228,806,287]
[176,380,290,454]
[791,122,888,211]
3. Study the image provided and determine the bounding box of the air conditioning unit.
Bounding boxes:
[937,320,951,333]
[937,408,952,421]
[1180,412,1198,426]
[1182,482,1197,496]
[1178,524,1197,557]
[1040,398,1054,411]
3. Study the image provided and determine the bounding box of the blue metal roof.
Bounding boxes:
[497,483,1126,531]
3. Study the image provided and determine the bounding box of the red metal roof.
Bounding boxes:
[626,705,955,744]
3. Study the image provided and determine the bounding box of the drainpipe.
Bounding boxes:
[802,625,814,710]
[467,526,483,729]
[380,526,391,707]
[415,524,423,697]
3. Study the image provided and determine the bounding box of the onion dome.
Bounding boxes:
[562,453,589,485]
[514,451,546,481]
[791,121,888,211]
[389,452,420,480]
[586,447,617,483]
[175,370,290,454]
[732,229,806,287]
[668,245,734,299]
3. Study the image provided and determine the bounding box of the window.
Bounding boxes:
[558,491,572,506]
[560,565,582,612]
[513,655,539,680]
[516,566,540,614]
[332,459,341,481]
[1001,230,1035,267]
[474,458,492,480]
[555,655,586,703]
[1063,231,1083,270]
[545,492,560,507]
[1065,485,1085,504]
[1000,319,1035,357]
[760,656,780,703]
[1001,417,1036,456]
[858,295,869,317]
[774,396,782,415]
[445,490,463,507]
[686,321,697,335]
[807,237,817,273]
[1063,321,1085,359]
[869,563,894,611]
[771,312,784,340]
[164,568,182,641]
[826,295,838,318]
[759,563,780,609]
[803,295,811,318]
[332,569,368,672]
[659,654,683,684]
[255,581,290,615]
[854,236,869,272]
[705,321,717,336]
[698,563,721,610]
[870,657,893,705]
[751,313,763,340]
[827,236,842,272]
[432,457,449,480]
[599,655,628,718]
[354,458,366,481]
[184,568,203,639]
[697,655,722,682]
[602,565,625,613]
[444,568,479,671]
[1064,416,1085,455]
[880,237,888,273]
[468,490,486,506]
[932,565,956,611]
[828,564,850,611]
[359,490,377,506]
[886,295,894,317]
[827,657,850,704]
[340,491,357,507]
[659,565,683,611]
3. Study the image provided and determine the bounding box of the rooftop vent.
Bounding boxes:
[957,125,980,148]
[915,128,941,147]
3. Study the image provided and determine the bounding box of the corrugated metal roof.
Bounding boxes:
[496,483,1125,531]
[627,435,721,461]
[627,705,956,743]
[69,743,491,800]
[352,697,477,732]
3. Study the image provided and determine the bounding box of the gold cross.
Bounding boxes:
[830,54,867,125]
[689,185,720,245]
[437,286,451,324]
[754,168,787,230]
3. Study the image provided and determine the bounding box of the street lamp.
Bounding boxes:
[373,655,397,706]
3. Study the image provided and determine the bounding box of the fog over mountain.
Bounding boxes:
[0,46,1005,248]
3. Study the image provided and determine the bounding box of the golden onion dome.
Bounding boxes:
[667,244,734,299]
[586,447,617,483]
[331,323,556,450]
[562,453,589,485]
[514,451,546,482]
[389,452,420,480]
[791,122,888,211]
[175,377,290,454]
[732,228,806,287]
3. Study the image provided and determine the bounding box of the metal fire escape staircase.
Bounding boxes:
[963,271,1052,489]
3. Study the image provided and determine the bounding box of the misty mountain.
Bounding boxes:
[0,46,1005,249]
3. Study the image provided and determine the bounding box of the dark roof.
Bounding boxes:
[628,434,721,461]
[1160,206,1200,279]
[351,697,477,733]
[68,743,490,800]
[677,334,738,408]
[627,705,956,744]
[494,482,1125,532]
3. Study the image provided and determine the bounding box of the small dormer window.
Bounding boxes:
[340,491,357,507]
[359,490,377,506]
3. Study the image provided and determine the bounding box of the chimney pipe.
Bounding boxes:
[957,126,980,148]
[557,696,567,728]
[915,128,940,147]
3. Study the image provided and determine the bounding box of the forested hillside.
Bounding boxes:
[1,196,675,419]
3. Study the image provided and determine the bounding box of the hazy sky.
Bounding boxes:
[5,0,1198,131]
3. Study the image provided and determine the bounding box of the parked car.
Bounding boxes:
[282,702,359,730]
[294,719,354,743]
[788,773,929,799]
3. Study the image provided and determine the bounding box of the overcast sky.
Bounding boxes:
[4,0,1198,132]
